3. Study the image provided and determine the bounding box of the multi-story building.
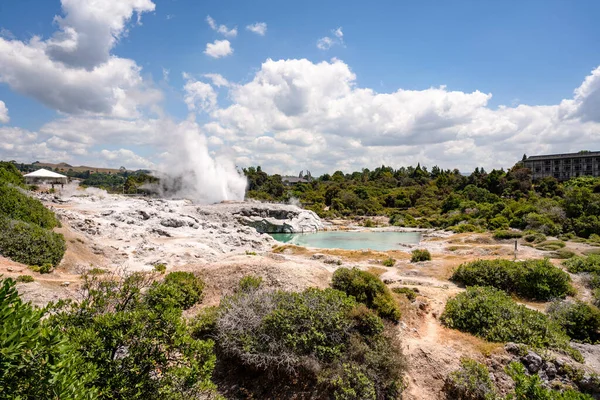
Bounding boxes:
[523,151,600,181]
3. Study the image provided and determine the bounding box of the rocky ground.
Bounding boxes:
[2,188,600,398]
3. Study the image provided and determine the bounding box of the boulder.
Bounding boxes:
[521,351,543,373]
[233,204,323,233]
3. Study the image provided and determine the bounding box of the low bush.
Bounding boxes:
[444,358,593,400]
[16,275,34,283]
[145,271,205,310]
[216,286,406,399]
[563,254,600,274]
[190,306,219,340]
[331,267,401,322]
[493,230,523,240]
[551,250,577,260]
[0,218,66,267]
[547,300,600,343]
[450,258,574,301]
[411,249,432,262]
[449,224,484,233]
[443,358,499,400]
[523,232,547,244]
[382,257,396,267]
[507,362,593,399]
[237,274,263,292]
[441,286,579,359]
[392,287,419,301]
[536,240,567,252]
[153,263,166,273]
[29,263,54,274]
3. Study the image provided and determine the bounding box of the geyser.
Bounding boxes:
[155,120,247,203]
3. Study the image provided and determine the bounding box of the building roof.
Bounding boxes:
[526,151,600,161]
[24,168,68,178]
[282,176,309,183]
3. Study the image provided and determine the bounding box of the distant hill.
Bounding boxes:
[31,162,125,174]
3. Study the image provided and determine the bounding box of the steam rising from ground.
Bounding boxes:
[155,121,247,204]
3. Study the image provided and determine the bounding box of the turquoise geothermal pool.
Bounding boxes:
[269,231,421,251]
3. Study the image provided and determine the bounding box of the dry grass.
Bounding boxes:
[271,245,310,255]
[366,266,387,276]
[441,328,504,357]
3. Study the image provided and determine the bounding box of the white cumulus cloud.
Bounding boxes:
[317,27,344,50]
[203,73,231,87]
[0,0,160,118]
[183,76,217,112]
[246,22,267,36]
[100,149,154,169]
[206,15,237,37]
[204,39,233,58]
[0,101,8,123]
[204,59,600,175]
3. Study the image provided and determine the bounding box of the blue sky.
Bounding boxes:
[1,0,600,174]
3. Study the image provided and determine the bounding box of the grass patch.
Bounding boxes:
[451,258,574,301]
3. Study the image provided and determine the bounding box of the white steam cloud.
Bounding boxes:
[155,120,246,203]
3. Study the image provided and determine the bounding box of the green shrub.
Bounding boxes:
[88,267,107,275]
[327,363,377,400]
[547,300,600,343]
[216,287,406,399]
[506,362,593,399]
[451,258,574,301]
[392,287,419,301]
[449,224,484,233]
[0,184,60,229]
[363,219,375,228]
[382,257,396,267]
[331,267,401,322]
[411,249,432,262]
[29,263,54,274]
[0,161,26,186]
[443,358,499,400]
[16,275,34,283]
[145,271,205,310]
[0,278,96,399]
[153,263,166,274]
[0,217,66,267]
[190,306,219,340]
[563,254,600,274]
[49,272,217,399]
[493,230,523,240]
[441,286,579,358]
[237,274,263,292]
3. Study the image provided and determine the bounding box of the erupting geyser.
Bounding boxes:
[155,121,247,203]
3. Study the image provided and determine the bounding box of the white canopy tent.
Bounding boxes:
[24,169,68,185]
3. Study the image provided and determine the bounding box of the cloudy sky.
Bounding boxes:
[1,0,600,175]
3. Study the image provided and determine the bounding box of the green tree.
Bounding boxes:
[0,278,96,399]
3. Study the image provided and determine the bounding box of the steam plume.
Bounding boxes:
[155,120,246,203]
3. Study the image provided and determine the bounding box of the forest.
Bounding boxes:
[244,162,600,239]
